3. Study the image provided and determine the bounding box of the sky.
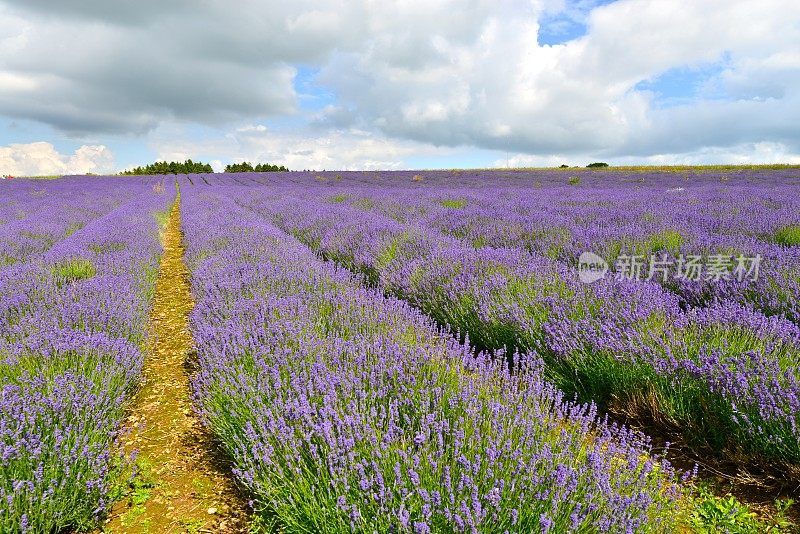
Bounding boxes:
[0,0,799,175]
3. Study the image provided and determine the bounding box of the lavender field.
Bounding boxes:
[1,169,799,532]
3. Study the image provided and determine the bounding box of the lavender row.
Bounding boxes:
[182,170,799,324]
[181,188,686,532]
[0,176,162,271]
[310,177,800,323]
[0,179,170,532]
[235,186,800,465]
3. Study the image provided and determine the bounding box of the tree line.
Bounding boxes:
[120,160,213,175]
[224,162,289,172]
[120,159,289,175]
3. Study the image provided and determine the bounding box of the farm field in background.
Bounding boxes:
[1,168,799,532]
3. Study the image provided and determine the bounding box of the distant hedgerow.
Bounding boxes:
[120,160,213,175]
[225,162,289,173]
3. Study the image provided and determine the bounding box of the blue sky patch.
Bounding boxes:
[635,54,731,108]
[537,0,617,46]
[294,66,336,112]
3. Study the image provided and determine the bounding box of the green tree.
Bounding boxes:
[119,159,215,175]
[225,161,288,173]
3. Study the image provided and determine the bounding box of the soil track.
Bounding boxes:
[102,195,249,533]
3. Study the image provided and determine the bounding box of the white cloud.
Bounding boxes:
[0,0,799,163]
[152,126,458,171]
[318,0,800,157]
[0,142,115,176]
[498,141,800,168]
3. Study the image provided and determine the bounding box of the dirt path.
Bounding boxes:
[103,196,249,533]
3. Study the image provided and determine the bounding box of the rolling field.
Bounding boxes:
[1,169,799,532]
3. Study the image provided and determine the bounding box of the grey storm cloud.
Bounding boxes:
[0,0,195,25]
[0,0,352,134]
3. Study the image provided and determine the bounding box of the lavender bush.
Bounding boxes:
[0,176,149,271]
[223,173,800,464]
[182,188,687,532]
[2,170,796,530]
[0,177,170,532]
